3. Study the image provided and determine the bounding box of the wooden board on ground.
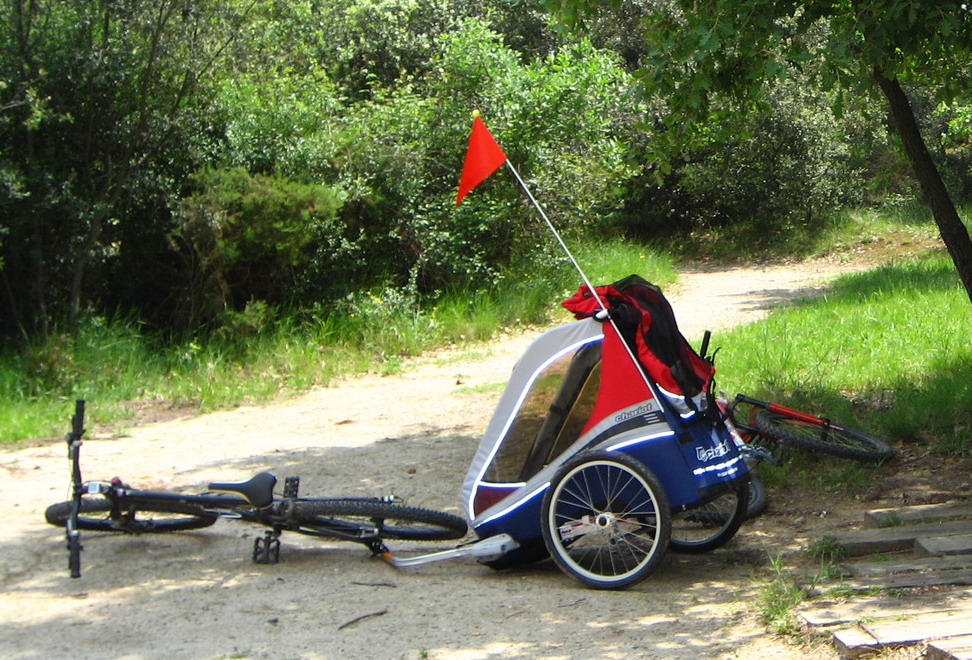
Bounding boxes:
[816,568,972,593]
[862,610,972,645]
[927,634,972,660]
[831,613,972,659]
[811,504,972,658]
[866,502,972,528]
[918,534,972,557]
[798,596,972,628]
[827,520,972,556]
[843,554,972,578]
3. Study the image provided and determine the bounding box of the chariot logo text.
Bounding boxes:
[614,403,655,423]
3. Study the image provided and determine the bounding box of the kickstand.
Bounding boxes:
[253,529,281,564]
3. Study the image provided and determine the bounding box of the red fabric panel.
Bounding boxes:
[581,321,654,435]
[473,485,520,517]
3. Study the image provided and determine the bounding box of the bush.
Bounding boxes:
[173,168,344,328]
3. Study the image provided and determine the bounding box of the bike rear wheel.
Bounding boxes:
[746,475,768,520]
[45,496,218,532]
[289,499,467,541]
[753,410,892,462]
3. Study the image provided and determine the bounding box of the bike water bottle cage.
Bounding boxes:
[209,472,277,508]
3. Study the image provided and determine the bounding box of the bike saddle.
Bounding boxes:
[209,472,277,508]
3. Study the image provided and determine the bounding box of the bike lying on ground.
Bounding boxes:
[714,389,893,520]
[47,400,469,578]
[724,393,893,463]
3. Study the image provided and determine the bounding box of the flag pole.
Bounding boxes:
[502,160,606,311]
[457,112,662,400]
[502,161,661,401]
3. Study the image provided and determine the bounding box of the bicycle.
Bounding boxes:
[723,393,892,463]
[711,391,892,520]
[46,400,469,578]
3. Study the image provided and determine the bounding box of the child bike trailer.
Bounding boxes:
[458,275,751,588]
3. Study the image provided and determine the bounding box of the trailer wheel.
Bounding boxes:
[541,451,670,589]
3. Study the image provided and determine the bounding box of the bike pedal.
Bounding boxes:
[253,531,281,564]
[283,476,300,498]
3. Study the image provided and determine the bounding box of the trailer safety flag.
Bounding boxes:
[456,113,507,205]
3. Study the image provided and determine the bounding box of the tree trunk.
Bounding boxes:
[875,71,972,303]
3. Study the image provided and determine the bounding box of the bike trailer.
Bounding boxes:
[458,275,750,586]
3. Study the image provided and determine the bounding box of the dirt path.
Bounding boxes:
[0,257,891,660]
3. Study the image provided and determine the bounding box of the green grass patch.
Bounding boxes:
[757,553,810,635]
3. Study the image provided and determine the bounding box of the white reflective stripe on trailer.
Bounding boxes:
[692,453,746,476]
[605,430,677,453]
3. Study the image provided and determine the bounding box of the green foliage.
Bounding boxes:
[312,18,640,293]
[2,0,969,355]
[0,0,251,339]
[547,0,972,302]
[618,76,878,250]
[0,238,676,442]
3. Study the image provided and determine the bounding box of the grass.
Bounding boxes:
[757,553,810,635]
[0,237,676,443]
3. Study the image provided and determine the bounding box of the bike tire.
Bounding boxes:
[45,496,218,532]
[753,409,892,462]
[289,499,467,541]
[670,484,749,554]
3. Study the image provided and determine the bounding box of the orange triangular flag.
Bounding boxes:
[456,115,508,205]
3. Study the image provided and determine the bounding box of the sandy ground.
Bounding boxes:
[0,254,944,659]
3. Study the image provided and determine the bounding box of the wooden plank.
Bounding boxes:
[862,610,972,645]
[919,535,972,557]
[827,520,972,556]
[821,568,972,593]
[844,554,972,577]
[927,634,972,660]
[832,626,882,660]
[866,502,972,528]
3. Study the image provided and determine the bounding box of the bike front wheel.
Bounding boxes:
[45,496,218,532]
[753,410,892,462]
[289,500,468,541]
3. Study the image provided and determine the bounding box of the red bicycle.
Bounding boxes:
[724,393,892,463]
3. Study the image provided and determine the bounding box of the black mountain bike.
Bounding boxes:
[47,400,468,578]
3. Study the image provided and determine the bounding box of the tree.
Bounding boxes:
[546,0,972,302]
